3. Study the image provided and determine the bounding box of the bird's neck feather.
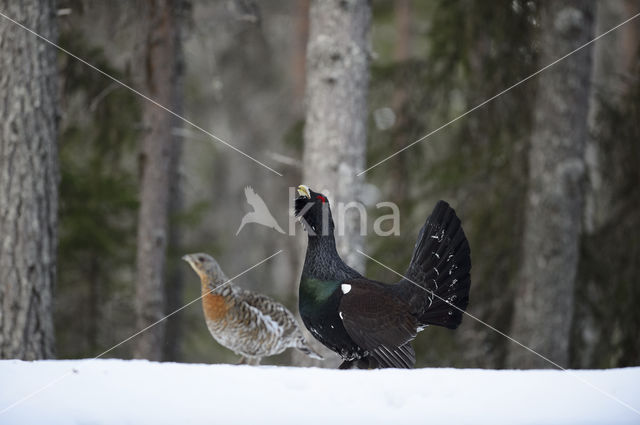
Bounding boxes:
[302,234,359,282]
[200,273,235,298]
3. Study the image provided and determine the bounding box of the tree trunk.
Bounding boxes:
[0,0,58,359]
[163,114,186,362]
[389,0,411,205]
[293,0,310,108]
[575,0,640,368]
[294,0,371,368]
[584,0,639,233]
[302,0,371,273]
[134,0,184,361]
[507,0,594,369]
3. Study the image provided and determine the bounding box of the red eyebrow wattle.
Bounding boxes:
[316,195,326,203]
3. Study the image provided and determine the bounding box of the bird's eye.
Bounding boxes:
[316,195,326,204]
[198,256,205,262]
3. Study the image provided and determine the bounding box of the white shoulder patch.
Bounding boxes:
[339,311,344,320]
[341,284,351,294]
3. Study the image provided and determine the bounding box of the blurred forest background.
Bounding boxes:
[1,0,639,370]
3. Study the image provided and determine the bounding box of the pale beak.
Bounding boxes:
[297,185,311,199]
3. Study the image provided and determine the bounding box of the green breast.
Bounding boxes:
[299,277,340,316]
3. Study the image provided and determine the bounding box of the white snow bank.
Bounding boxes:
[1,359,639,425]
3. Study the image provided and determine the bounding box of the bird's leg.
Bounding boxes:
[238,356,261,366]
[359,357,378,369]
[338,359,355,369]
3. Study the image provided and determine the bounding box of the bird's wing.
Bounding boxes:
[396,200,471,329]
[244,186,271,213]
[238,290,301,336]
[339,278,417,368]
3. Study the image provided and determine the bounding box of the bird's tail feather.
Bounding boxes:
[401,201,471,330]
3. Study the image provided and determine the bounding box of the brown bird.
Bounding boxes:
[182,253,322,365]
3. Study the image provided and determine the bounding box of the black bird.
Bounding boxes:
[294,184,471,369]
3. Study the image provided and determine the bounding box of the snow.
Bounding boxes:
[1,360,639,425]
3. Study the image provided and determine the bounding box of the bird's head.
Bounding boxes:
[294,185,334,236]
[182,253,227,284]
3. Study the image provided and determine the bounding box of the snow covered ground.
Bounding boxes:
[0,360,639,425]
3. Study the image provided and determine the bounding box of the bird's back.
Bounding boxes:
[203,286,306,358]
[238,290,302,337]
